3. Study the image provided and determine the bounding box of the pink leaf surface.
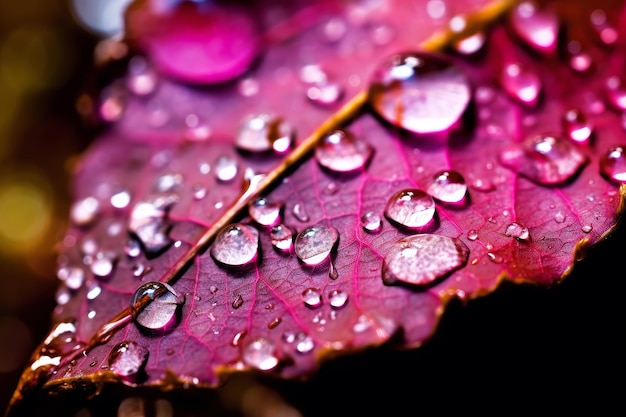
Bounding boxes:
[8,0,626,414]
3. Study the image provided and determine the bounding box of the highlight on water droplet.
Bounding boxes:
[426,170,467,205]
[210,224,259,267]
[295,334,315,354]
[509,1,559,55]
[361,211,382,233]
[328,289,348,309]
[501,62,541,107]
[599,145,626,183]
[130,282,185,331]
[248,197,282,227]
[294,225,339,265]
[302,288,322,309]
[241,337,279,371]
[384,189,436,230]
[315,130,374,173]
[499,133,588,185]
[108,341,149,383]
[504,222,530,241]
[235,113,294,154]
[382,234,469,287]
[369,51,471,135]
[270,224,294,253]
[561,108,592,144]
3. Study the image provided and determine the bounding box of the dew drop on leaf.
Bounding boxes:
[269,224,294,253]
[361,211,382,233]
[232,294,244,309]
[124,238,142,258]
[70,196,100,227]
[214,155,239,182]
[315,129,374,173]
[452,31,486,56]
[127,55,158,96]
[235,113,294,154]
[582,224,593,233]
[302,288,322,309]
[599,145,626,183]
[499,133,588,185]
[561,108,592,144]
[248,197,282,227]
[129,195,177,255]
[504,222,530,241]
[86,283,101,300]
[605,76,626,111]
[210,224,259,267]
[467,229,478,241]
[132,263,147,278]
[241,337,279,371]
[292,202,309,223]
[590,9,618,46]
[41,320,82,358]
[384,189,436,230]
[509,1,558,55]
[110,189,131,209]
[107,341,149,382]
[306,80,344,107]
[294,225,339,265]
[295,334,315,354]
[382,234,470,287]
[90,252,117,279]
[369,51,471,135]
[268,318,281,329]
[426,170,467,204]
[500,62,541,107]
[554,211,566,223]
[130,282,184,331]
[328,289,348,309]
[155,173,183,193]
[99,84,125,122]
[231,330,246,347]
[58,266,85,290]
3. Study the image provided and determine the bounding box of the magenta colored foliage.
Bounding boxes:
[9,0,626,414]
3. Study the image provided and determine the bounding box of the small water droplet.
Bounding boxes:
[209,285,218,294]
[127,55,158,96]
[321,17,347,43]
[183,113,212,142]
[110,190,131,209]
[328,259,339,280]
[426,0,447,20]
[130,282,185,331]
[241,337,279,371]
[467,229,478,241]
[295,334,315,354]
[210,224,259,267]
[504,222,530,241]
[232,294,244,309]
[132,263,147,277]
[499,133,588,185]
[501,62,541,107]
[453,31,486,55]
[323,182,339,195]
[554,211,566,223]
[70,197,100,227]
[427,170,467,204]
[369,51,471,134]
[302,288,323,309]
[268,317,281,329]
[315,130,374,172]
[108,341,149,382]
[562,108,592,143]
[382,234,470,287]
[56,286,71,305]
[384,189,436,230]
[215,155,239,182]
[294,225,339,265]
[248,198,282,227]
[231,330,246,347]
[567,42,593,73]
[361,211,382,233]
[90,252,116,279]
[99,84,126,122]
[306,80,344,107]
[600,145,626,183]
[124,238,142,258]
[509,1,558,55]
[235,114,294,154]
[156,173,183,193]
[292,202,309,222]
[58,266,85,290]
[605,76,626,111]
[191,184,207,201]
[87,284,101,300]
[270,224,294,252]
[238,77,260,97]
[590,9,618,46]
[328,290,348,309]
[581,224,593,233]
[487,252,504,263]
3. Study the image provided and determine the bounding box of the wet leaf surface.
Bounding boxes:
[8,0,626,415]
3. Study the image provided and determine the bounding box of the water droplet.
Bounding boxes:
[501,62,541,107]
[467,229,478,241]
[426,0,447,20]
[499,133,588,185]
[108,341,149,382]
[315,130,374,172]
[235,114,294,154]
[581,224,593,233]
[99,84,125,122]
[209,285,218,294]
[232,330,246,347]
[215,155,239,182]
[321,17,347,43]
[56,286,71,305]
[270,224,294,252]
[369,51,471,135]
[294,225,339,265]
[248,198,282,227]
[382,234,470,287]
[427,170,467,204]
[554,211,566,223]
[384,189,436,230]
[328,290,348,309]
[199,162,211,175]
[110,190,131,209]
[58,266,85,290]
[453,31,486,55]
[590,9,618,46]
[268,318,281,329]
[232,294,244,309]
[567,42,593,73]
[238,77,259,97]
[124,238,142,258]
[562,108,592,143]
[183,114,212,141]
[129,196,177,256]
[87,284,101,300]
[130,282,185,331]
[90,252,116,279]
[605,76,626,111]
[504,222,530,241]
[127,55,158,96]
[37,320,83,368]
[302,288,322,309]
[70,197,100,227]
[241,337,279,371]
[132,263,147,277]
[509,1,558,55]
[156,173,183,193]
[328,259,339,280]
[290,202,309,224]
[361,211,382,233]
[210,224,259,267]
[599,145,626,183]
[487,252,504,263]
[306,80,344,107]
[295,334,315,354]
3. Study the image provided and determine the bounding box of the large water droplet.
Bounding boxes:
[600,145,626,183]
[499,133,588,185]
[328,289,348,309]
[241,337,279,371]
[509,1,558,55]
[210,224,259,267]
[369,51,471,135]
[504,222,530,241]
[562,108,592,144]
[235,114,294,154]
[361,211,382,233]
[384,189,436,230]
[248,198,282,227]
[315,130,374,172]
[302,288,322,309]
[270,224,294,252]
[501,62,541,107]
[70,196,100,227]
[129,195,177,256]
[382,234,469,287]
[294,225,339,265]
[130,282,185,331]
[427,170,467,204]
[108,341,149,382]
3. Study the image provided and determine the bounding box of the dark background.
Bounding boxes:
[0,1,624,416]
